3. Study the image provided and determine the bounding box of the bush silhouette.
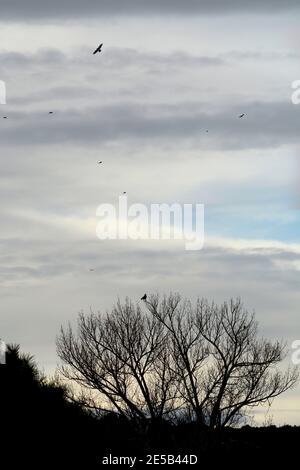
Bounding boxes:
[0,344,99,467]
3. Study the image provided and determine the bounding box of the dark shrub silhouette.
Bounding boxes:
[0,344,99,467]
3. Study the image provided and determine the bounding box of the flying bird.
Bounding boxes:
[123,192,127,195]
[93,43,103,55]
[3,116,7,119]
[48,111,54,115]
[141,294,147,301]
[97,161,103,164]
[238,113,245,118]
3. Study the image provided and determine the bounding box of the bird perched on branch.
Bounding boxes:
[141,293,147,301]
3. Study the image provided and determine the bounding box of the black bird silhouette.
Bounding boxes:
[3,116,7,119]
[48,111,54,114]
[239,113,245,118]
[98,161,103,164]
[123,191,127,195]
[93,43,103,55]
[141,293,147,301]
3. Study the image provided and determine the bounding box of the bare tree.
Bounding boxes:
[145,294,208,427]
[57,299,177,426]
[57,294,299,430]
[147,295,299,429]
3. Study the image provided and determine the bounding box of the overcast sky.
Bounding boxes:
[1,0,300,18]
[0,1,300,424]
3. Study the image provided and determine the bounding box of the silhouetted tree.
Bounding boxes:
[57,294,299,432]
[147,295,299,429]
[57,299,177,428]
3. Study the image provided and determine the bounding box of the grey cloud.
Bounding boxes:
[0,47,297,151]
[3,47,293,75]
[0,47,224,73]
[0,47,225,107]
[1,0,299,20]
[103,48,225,67]
[223,51,300,61]
[0,100,299,150]
[0,49,65,68]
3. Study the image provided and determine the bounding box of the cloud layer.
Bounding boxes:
[0,8,299,425]
[1,47,297,151]
[1,0,300,20]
